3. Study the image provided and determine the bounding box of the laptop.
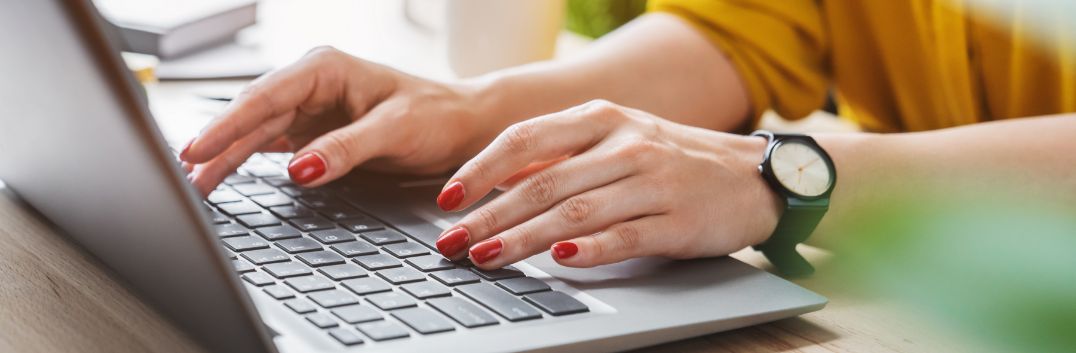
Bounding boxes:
[0,1,826,352]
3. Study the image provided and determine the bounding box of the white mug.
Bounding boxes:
[406,0,565,77]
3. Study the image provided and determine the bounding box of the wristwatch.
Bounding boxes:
[750,130,836,277]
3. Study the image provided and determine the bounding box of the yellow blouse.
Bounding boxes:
[650,0,1076,132]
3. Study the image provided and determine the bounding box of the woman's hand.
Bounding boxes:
[434,100,784,269]
[179,47,498,196]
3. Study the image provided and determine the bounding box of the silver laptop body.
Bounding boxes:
[0,1,826,352]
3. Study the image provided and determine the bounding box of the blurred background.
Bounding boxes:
[93,1,1076,352]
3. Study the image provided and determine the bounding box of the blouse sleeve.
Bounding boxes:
[649,0,831,124]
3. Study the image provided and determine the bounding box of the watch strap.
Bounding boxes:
[754,197,827,277]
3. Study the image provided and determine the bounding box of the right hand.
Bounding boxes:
[179,47,495,196]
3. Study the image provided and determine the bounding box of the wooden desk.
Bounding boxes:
[0,1,966,352]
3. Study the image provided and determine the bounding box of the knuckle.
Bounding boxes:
[306,45,342,60]
[474,208,499,234]
[520,172,558,204]
[558,196,594,225]
[466,158,492,182]
[322,132,354,166]
[502,122,536,154]
[510,226,538,252]
[609,224,642,253]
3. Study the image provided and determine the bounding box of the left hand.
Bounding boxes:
[433,100,783,269]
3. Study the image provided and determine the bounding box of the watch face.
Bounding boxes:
[770,141,833,197]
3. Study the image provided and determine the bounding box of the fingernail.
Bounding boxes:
[436,227,470,257]
[552,242,578,260]
[437,181,465,211]
[288,153,326,185]
[179,138,194,160]
[469,238,502,265]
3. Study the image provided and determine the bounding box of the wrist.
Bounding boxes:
[453,74,528,158]
[739,134,785,247]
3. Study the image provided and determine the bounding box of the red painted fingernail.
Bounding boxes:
[436,227,470,257]
[288,153,326,185]
[552,242,578,260]
[437,181,465,211]
[469,238,502,265]
[179,138,194,160]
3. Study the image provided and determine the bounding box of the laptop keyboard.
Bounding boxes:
[203,153,589,347]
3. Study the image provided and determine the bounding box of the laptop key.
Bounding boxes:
[457,283,542,322]
[400,281,451,299]
[305,313,339,329]
[340,218,386,233]
[250,193,293,208]
[285,275,336,293]
[310,229,356,244]
[430,269,481,286]
[308,289,361,308]
[276,237,323,254]
[331,241,378,257]
[353,254,402,271]
[377,267,426,285]
[223,174,256,185]
[263,262,313,278]
[207,189,243,204]
[392,307,455,335]
[233,259,255,273]
[341,277,392,295]
[236,213,281,228]
[284,299,317,314]
[427,297,499,328]
[383,242,429,258]
[405,255,456,272]
[290,217,335,231]
[356,321,410,341]
[223,236,269,252]
[297,250,346,267]
[332,305,382,324]
[242,272,275,286]
[365,291,417,311]
[360,229,407,245]
[496,277,551,295]
[218,200,262,216]
[215,223,249,238]
[210,211,231,224]
[255,225,301,241]
[471,266,524,281]
[297,195,334,209]
[269,205,314,219]
[263,176,294,187]
[318,204,365,221]
[233,183,276,196]
[523,291,589,316]
[242,248,290,265]
[327,328,364,346]
[318,263,367,281]
[263,285,295,300]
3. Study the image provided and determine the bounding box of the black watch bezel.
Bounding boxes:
[754,132,837,201]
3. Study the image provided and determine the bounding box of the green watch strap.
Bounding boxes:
[754,197,828,277]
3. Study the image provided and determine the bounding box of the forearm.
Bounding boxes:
[464,13,751,150]
[811,114,1076,247]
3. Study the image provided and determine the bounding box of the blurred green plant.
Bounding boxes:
[826,189,1076,353]
[565,0,648,38]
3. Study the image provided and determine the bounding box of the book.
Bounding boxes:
[94,0,257,59]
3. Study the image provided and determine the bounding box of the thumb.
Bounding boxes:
[286,116,390,187]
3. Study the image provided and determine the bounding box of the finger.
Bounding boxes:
[182,48,385,163]
[285,104,397,187]
[495,157,567,191]
[552,215,674,268]
[436,145,638,259]
[256,136,295,153]
[440,100,625,211]
[189,113,293,196]
[467,176,665,269]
